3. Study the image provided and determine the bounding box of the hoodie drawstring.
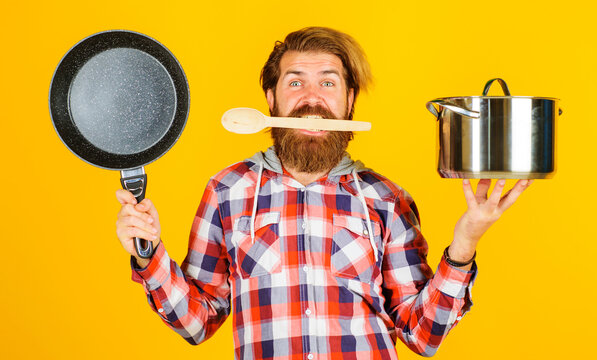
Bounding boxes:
[250,161,264,243]
[250,161,376,261]
[352,169,378,262]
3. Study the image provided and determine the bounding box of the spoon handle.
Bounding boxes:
[264,116,371,132]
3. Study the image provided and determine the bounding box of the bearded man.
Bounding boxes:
[115,27,531,359]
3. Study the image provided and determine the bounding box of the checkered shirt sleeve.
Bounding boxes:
[382,188,476,356]
[131,178,231,345]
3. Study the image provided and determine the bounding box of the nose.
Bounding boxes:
[298,83,324,107]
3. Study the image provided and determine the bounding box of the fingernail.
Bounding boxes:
[148,217,153,224]
[153,227,158,234]
[463,179,469,185]
[498,179,506,186]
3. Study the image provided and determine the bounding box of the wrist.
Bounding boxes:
[133,256,151,269]
[445,246,476,268]
[131,239,160,269]
[448,242,476,263]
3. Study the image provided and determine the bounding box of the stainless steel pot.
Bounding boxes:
[426,78,561,179]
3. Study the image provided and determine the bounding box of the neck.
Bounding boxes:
[285,166,329,187]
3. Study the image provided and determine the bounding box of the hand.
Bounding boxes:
[450,179,532,263]
[115,189,161,267]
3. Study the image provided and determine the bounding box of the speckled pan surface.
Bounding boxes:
[49,30,190,170]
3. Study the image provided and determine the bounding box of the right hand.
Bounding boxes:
[115,189,161,268]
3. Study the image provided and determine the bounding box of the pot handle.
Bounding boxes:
[482,78,511,96]
[426,99,480,120]
[483,78,563,116]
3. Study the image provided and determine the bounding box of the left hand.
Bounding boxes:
[449,179,533,263]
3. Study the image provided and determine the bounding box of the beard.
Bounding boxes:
[270,103,353,174]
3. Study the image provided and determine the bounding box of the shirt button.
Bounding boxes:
[456,316,463,321]
[157,308,164,313]
[307,354,314,360]
[363,229,369,236]
[301,223,306,229]
[303,265,308,272]
[305,308,312,316]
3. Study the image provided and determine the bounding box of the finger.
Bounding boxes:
[118,203,148,220]
[498,179,530,212]
[125,227,159,243]
[462,179,479,209]
[135,199,159,223]
[501,188,513,200]
[119,215,158,235]
[475,179,492,200]
[135,198,154,214]
[487,179,507,207]
[119,206,154,226]
[116,189,137,205]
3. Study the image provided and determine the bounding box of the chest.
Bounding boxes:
[220,181,384,282]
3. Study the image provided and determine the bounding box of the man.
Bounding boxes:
[116,27,531,359]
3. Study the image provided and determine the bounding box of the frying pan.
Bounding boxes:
[49,30,190,258]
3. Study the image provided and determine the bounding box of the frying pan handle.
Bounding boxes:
[120,168,154,259]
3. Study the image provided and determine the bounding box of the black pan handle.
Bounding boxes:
[120,168,154,259]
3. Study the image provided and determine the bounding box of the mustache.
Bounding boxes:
[287,104,337,120]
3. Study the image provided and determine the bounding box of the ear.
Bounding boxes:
[266,89,275,112]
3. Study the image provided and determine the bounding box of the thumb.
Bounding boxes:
[135,198,156,217]
[116,189,137,205]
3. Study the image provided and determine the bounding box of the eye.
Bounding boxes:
[322,81,334,87]
[289,80,302,87]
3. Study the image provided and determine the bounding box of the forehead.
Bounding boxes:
[279,51,345,76]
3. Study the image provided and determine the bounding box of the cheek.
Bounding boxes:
[275,89,298,112]
[330,95,349,117]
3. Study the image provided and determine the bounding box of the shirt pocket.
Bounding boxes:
[331,213,382,281]
[232,212,282,279]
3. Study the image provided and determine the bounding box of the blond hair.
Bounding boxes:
[260,27,372,119]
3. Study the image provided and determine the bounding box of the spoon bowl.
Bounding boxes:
[221,107,266,134]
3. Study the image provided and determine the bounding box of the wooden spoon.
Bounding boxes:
[221,107,371,134]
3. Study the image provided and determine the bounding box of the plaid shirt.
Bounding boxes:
[132,150,476,359]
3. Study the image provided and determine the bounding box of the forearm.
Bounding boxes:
[389,257,476,356]
[132,242,230,344]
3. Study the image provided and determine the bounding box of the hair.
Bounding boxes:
[260,27,372,119]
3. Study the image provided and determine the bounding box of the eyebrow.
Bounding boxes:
[281,69,342,78]
[320,70,341,77]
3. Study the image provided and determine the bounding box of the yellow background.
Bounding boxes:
[2,0,595,359]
